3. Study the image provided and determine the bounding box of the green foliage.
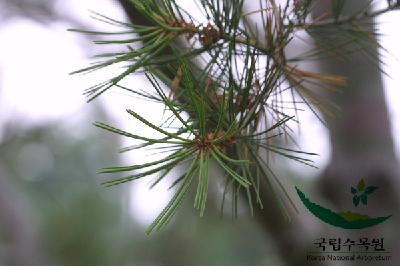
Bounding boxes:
[71,0,400,232]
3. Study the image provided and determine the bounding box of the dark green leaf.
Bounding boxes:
[361,194,368,205]
[353,195,360,207]
[365,186,378,195]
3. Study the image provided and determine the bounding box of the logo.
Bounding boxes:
[307,237,392,263]
[295,179,392,229]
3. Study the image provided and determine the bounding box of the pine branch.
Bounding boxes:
[71,0,399,233]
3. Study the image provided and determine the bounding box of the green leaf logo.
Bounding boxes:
[295,187,391,229]
[351,179,378,207]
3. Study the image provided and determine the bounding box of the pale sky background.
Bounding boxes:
[0,0,398,226]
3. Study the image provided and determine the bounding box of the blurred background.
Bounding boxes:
[0,1,399,266]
